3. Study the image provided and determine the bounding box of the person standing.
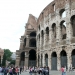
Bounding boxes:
[20,67,22,74]
[60,66,64,75]
[29,67,32,75]
[60,66,66,75]
[63,66,66,75]
[0,67,2,75]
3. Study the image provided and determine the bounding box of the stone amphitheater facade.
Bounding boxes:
[37,0,75,70]
[16,0,75,70]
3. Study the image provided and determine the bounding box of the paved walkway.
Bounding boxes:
[21,70,75,75]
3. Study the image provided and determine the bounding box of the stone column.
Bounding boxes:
[66,21,72,44]
[48,52,51,69]
[25,56,29,67]
[67,52,71,70]
[42,53,45,67]
[56,10,61,45]
[36,53,38,67]
[56,22,60,45]
[65,4,72,43]
[16,57,20,66]
[20,39,24,50]
[26,37,29,47]
[57,52,61,70]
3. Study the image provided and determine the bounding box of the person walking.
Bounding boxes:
[29,67,32,75]
[60,66,66,75]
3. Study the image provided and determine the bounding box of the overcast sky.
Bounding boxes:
[0,0,53,52]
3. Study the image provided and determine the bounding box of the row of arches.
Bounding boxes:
[23,38,36,48]
[38,8,66,30]
[38,15,75,41]
[38,20,66,40]
[20,49,36,67]
[38,49,75,70]
[23,32,36,48]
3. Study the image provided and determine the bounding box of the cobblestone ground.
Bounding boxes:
[21,71,75,75]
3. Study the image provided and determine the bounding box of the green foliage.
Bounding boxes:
[4,49,13,61]
[2,49,13,66]
[10,60,15,65]
[2,51,6,66]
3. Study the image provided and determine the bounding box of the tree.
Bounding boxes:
[2,49,13,66]
[2,51,6,66]
[4,49,13,61]
[9,60,15,65]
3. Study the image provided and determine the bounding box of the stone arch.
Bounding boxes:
[39,25,40,30]
[71,49,75,67]
[41,30,44,37]
[70,15,75,36]
[46,27,49,42]
[23,38,26,49]
[59,9,66,18]
[51,52,57,70]
[41,30,44,46]
[39,34,40,41]
[20,51,25,67]
[29,38,36,47]
[29,49,36,67]
[52,23,56,38]
[30,32,36,37]
[60,50,67,68]
[60,20,66,39]
[45,53,48,66]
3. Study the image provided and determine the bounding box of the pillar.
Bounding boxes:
[57,52,61,70]
[67,52,71,70]
[42,53,45,67]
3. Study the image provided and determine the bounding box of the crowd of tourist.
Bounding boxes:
[1,65,74,75]
[29,66,49,75]
[0,66,23,75]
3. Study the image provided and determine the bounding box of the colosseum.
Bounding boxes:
[16,0,75,70]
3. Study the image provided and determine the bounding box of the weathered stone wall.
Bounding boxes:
[37,0,75,70]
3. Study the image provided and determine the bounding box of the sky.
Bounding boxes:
[0,0,53,52]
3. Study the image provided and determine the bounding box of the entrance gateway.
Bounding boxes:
[60,50,67,68]
[51,52,57,70]
[29,49,36,67]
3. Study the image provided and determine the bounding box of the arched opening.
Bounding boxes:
[46,27,49,42]
[45,54,48,66]
[60,21,66,39]
[52,23,56,38]
[23,38,26,49]
[29,49,36,67]
[41,30,44,47]
[51,52,57,70]
[59,9,66,18]
[71,15,75,36]
[29,39,36,47]
[39,34,40,41]
[71,49,75,67]
[39,25,40,30]
[60,50,67,68]
[20,52,25,67]
[30,32,36,37]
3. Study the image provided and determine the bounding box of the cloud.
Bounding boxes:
[0,0,53,52]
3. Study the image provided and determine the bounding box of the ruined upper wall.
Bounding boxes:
[37,0,74,25]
